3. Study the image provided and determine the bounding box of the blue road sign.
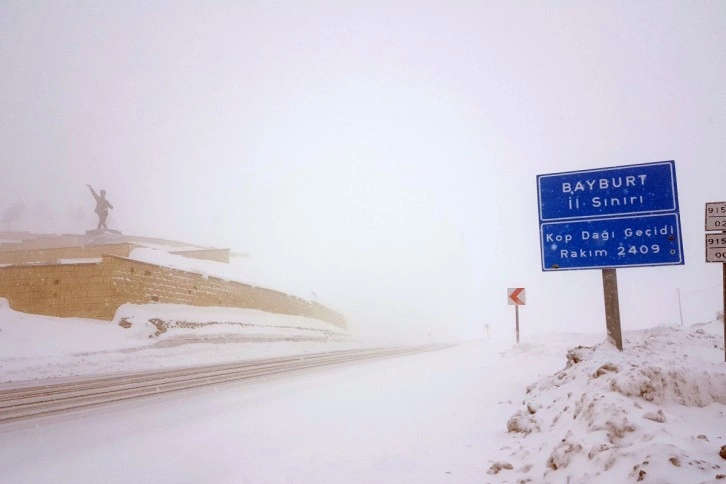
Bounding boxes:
[537,161,684,271]
[537,161,678,222]
[540,213,684,271]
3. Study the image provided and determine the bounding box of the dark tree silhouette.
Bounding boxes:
[2,200,26,231]
[66,204,86,230]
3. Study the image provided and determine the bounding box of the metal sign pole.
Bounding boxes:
[602,268,623,351]
[704,201,726,362]
[507,288,526,344]
[538,162,683,352]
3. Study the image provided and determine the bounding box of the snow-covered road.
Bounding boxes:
[0,345,453,424]
[0,339,569,484]
[1,300,724,483]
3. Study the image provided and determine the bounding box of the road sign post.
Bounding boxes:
[602,269,623,350]
[705,201,726,362]
[538,161,683,351]
[507,288,526,344]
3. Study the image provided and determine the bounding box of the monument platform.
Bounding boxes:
[85,229,122,236]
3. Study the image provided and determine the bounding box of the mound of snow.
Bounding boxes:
[112,302,354,342]
[127,247,322,302]
[491,324,726,484]
[0,301,359,383]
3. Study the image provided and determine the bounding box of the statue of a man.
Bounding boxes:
[86,184,113,230]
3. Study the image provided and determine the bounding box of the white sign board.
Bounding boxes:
[507,288,526,305]
[706,201,726,231]
[706,233,726,263]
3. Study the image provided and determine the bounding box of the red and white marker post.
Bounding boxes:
[507,288,526,344]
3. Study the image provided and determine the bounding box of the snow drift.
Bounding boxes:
[491,323,726,483]
[0,299,359,383]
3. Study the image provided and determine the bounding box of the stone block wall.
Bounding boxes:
[105,256,346,328]
[0,244,231,266]
[0,261,114,319]
[0,234,85,251]
[0,255,346,329]
[0,243,135,264]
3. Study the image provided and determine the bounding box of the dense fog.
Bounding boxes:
[2,2,724,342]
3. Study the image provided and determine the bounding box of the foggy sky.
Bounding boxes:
[1,1,725,343]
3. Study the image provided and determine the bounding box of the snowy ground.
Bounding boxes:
[128,247,324,303]
[0,299,360,384]
[0,300,724,483]
[493,322,726,483]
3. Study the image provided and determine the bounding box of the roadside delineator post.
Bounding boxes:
[507,288,526,344]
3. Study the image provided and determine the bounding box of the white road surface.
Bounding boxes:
[2,318,723,484]
[0,340,556,484]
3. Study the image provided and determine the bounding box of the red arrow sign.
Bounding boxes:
[507,288,526,305]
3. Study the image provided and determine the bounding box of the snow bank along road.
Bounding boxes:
[0,345,453,424]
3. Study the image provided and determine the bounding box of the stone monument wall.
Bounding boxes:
[0,255,346,329]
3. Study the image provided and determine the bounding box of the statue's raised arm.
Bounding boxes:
[86,184,99,201]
